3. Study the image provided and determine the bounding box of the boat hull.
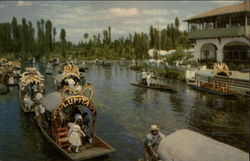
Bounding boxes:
[35,121,115,161]
[131,82,175,92]
[188,84,236,96]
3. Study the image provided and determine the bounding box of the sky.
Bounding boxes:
[0,0,243,43]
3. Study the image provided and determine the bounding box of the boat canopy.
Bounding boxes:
[41,91,62,112]
[158,129,248,161]
[196,69,214,77]
[41,87,96,121]
[62,65,80,80]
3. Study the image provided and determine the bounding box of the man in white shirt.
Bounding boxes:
[144,125,165,160]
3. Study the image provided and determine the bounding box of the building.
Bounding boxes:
[184,1,250,64]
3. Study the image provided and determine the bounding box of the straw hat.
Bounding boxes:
[150,124,159,131]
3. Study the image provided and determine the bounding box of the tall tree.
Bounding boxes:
[60,28,66,57]
[175,17,180,30]
[11,17,21,52]
[45,20,52,54]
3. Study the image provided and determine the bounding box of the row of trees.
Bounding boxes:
[0,17,68,59]
[0,17,192,61]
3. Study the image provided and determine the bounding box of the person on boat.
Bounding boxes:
[146,72,152,87]
[8,75,14,85]
[141,69,147,84]
[144,125,165,161]
[74,82,82,94]
[24,92,34,111]
[66,78,75,89]
[68,119,86,153]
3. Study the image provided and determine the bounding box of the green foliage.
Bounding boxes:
[0,16,192,61]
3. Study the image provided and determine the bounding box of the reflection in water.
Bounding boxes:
[0,61,248,161]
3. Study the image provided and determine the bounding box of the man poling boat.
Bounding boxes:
[131,69,175,92]
[36,84,115,161]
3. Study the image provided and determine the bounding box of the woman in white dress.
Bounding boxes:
[68,119,86,153]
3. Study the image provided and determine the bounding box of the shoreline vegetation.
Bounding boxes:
[0,17,192,62]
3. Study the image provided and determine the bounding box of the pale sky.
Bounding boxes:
[0,0,242,43]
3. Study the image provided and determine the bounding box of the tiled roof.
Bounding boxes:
[185,1,250,22]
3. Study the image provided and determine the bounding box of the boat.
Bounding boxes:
[49,58,60,65]
[131,81,175,92]
[19,67,45,112]
[45,63,53,75]
[35,86,115,161]
[54,65,86,91]
[189,63,236,97]
[188,82,236,96]
[0,59,19,86]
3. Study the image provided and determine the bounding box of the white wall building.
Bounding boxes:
[184,1,250,64]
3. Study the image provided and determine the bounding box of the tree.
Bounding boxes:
[83,33,89,41]
[45,20,52,54]
[21,17,29,53]
[175,17,180,30]
[11,17,21,52]
[60,28,66,57]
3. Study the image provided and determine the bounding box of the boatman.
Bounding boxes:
[146,72,151,87]
[144,125,165,161]
[141,69,147,84]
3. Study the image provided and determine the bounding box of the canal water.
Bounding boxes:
[0,62,249,161]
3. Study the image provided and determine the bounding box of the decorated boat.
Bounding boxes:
[0,58,19,86]
[188,63,236,96]
[36,85,115,161]
[54,65,86,91]
[19,67,45,112]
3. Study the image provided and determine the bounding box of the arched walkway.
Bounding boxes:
[200,43,217,61]
[223,41,250,64]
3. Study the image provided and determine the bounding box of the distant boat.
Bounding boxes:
[19,67,45,112]
[131,81,175,92]
[45,63,53,75]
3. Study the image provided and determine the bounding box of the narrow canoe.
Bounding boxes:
[188,83,236,97]
[36,121,116,161]
[131,82,175,92]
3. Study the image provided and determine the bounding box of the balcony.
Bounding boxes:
[188,26,248,39]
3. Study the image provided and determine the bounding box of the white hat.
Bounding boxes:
[150,124,159,131]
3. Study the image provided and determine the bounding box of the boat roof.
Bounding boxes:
[41,91,62,112]
[184,1,250,22]
[196,69,215,77]
[158,129,248,161]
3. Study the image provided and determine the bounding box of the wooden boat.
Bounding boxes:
[188,82,236,96]
[36,86,115,161]
[19,67,45,112]
[131,81,175,92]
